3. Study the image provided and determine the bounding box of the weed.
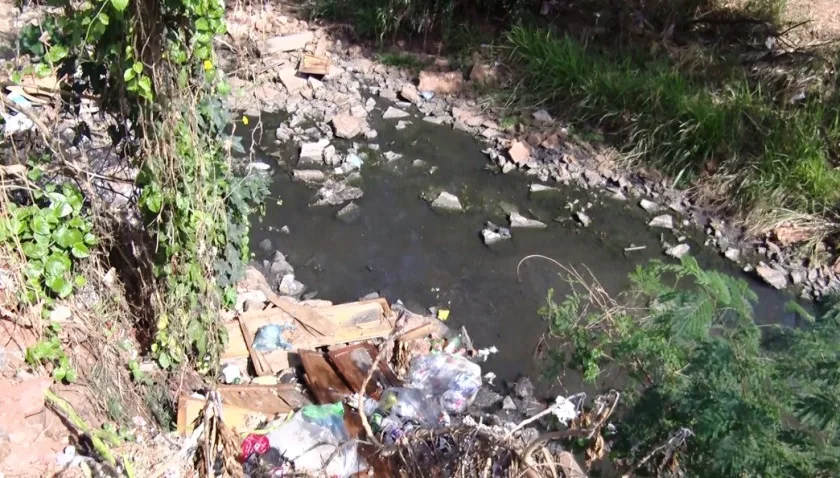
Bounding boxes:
[506,26,840,215]
[25,322,76,383]
[378,52,428,71]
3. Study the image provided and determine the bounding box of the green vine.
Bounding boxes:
[20,0,266,372]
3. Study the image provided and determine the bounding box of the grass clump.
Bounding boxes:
[506,26,840,215]
[378,52,429,70]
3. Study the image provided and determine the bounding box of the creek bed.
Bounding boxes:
[248,111,800,385]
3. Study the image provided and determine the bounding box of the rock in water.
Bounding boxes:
[509,212,547,229]
[430,191,463,212]
[331,114,364,139]
[649,214,674,229]
[529,184,558,194]
[481,222,512,245]
[335,202,361,223]
[665,243,690,259]
[298,141,326,167]
[575,211,591,227]
[314,180,364,206]
[757,266,788,289]
[292,169,326,183]
[278,274,305,297]
[639,199,660,213]
[383,107,410,120]
[400,85,421,105]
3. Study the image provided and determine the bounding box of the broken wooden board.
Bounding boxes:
[176,384,310,435]
[299,54,330,76]
[260,285,337,337]
[328,343,401,399]
[224,299,398,375]
[299,350,353,404]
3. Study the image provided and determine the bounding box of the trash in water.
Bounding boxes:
[437,309,450,321]
[266,403,368,477]
[369,387,449,444]
[475,346,499,362]
[408,353,482,414]
[252,323,295,352]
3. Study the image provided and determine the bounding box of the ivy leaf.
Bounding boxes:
[48,193,73,218]
[46,276,73,298]
[45,44,68,64]
[142,189,162,213]
[71,243,90,259]
[157,352,171,369]
[83,233,98,245]
[54,226,83,249]
[22,241,49,259]
[196,18,209,31]
[30,215,51,235]
[111,0,128,12]
[63,367,77,383]
[123,67,136,82]
[24,259,44,279]
[98,12,110,25]
[74,275,87,287]
[44,253,70,278]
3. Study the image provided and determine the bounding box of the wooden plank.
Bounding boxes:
[239,317,272,376]
[299,350,352,404]
[328,343,401,399]
[176,385,310,435]
[260,285,337,337]
[299,54,330,76]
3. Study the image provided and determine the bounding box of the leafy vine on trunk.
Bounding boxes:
[18,0,267,372]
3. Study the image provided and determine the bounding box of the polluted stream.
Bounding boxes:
[247,108,801,389]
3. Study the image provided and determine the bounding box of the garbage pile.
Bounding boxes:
[177,274,595,477]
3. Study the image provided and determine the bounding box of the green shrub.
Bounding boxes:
[541,256,840,476]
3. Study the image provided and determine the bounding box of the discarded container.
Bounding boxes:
[252,323,295,352]
[408,353,482,413]
[370,387,448,444]
[266,403,367,477]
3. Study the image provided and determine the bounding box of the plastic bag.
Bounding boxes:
[408,353,482,413]
[368,387,449,444]
[266,403,367,477]
[253,323,295,352]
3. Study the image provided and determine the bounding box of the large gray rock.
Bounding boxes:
[509,212,547,229]
[400,85,422,105]
[313,180,364,206]
[278,273,306,297]
[430,191,463,212]
[335,201,361,223]
[649,214,674,229]
[278,68,307,93]
[757,266,788,289]
[331,114,364,139]
[298,141,326,167]
[639,199,660,213]
[261,31,314,55]
[292,169,327,183]
[665,243,690,259]
[383,106,410,120]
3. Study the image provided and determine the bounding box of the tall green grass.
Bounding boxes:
[507,26,840,214]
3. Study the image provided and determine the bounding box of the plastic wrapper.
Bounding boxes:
[252,323,295,352]
[266,403,368,477]
[369,387,449,444]
[408,353,482,413]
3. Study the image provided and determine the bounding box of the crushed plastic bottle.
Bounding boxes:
[408,353,482,413]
